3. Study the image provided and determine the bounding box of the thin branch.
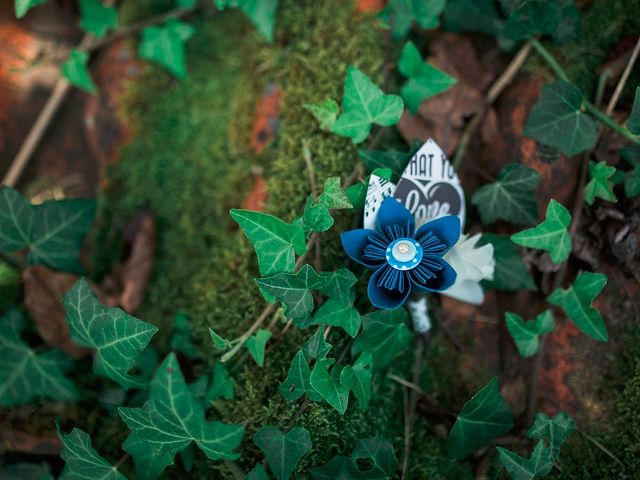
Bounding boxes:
[576,428,625,467]
[605,36,640,116]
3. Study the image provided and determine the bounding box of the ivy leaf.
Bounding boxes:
[302,328,331,361]
[619,146,640,197]
[204,361,234,402]
[302,195,334,232]
[346,182,368,210]
[318,268,357,305]
[139,18,195,79]
[446,377,514,459]
[358,147,412,182]
[511,199,572,264]
[318,177,352,209]
[309,358,349,414]
[247,464,270,480]
[0,310,77,406]
[304,99,339,131]
[443,0,503,37]
[253,426,312,480]
[505,310,554,357]
[332,66,404,144]
[231,209,307,276]
[547,271,608,341]
[553,0,581,46]
[528,411,574,459]
[169,312,198,358]
[352,437,398,479]
[61,49,97,94]
[584,161,617,205]
[122,434,174,480]
[119,353,244,462]
[62,278,158,389]
[398,41,456,113]
[79,0,117,38]
[0,186,96,273]
[14,0,46,18]
[497,440,554,480]
[351,309,411,368]
[216,0,278,42]
[471,164,540,226]
[628,86,640,134]
[57,423,125,480]
[340,352,373,411]
[379,0,447,38]
[311,456,362,479]
[245,329,272,367]
[478,234,536,291]
[311,297,362,338]
[503,0,559,40]
[523,81,597,157]
[209,328,232,351]
[279,350,321,402]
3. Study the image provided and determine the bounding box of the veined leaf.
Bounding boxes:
[63,278,158,389]
[0,186,95,273]
[478,234,536,291]
[304,99,339,131]
[333,66,404,144]
[302,328,332,361]
[209,328,232,351]
[253,426,312,480]
[309,358,349,414]
[503,0,559,40]
[318,177,352,209]
[511,199,572,264]
[301,195,334,232]
[547,271,608,341]
[446,377,514,459]
[471,164,540,226]
[379,0,446,38]
[279,350,321,402]
[122,434,174,480]
[505,310,554,357]
[311,297,361,338]
[523,81,597,157]
[311,436,397,479]
[247,463,270,480]
[311,456,361,479]
[351,309,411,368]
[79,0,117,38]
[497,440,554,480]
[553,0,581,46]
[245,329,272,367]
[357,146,413,182]
[527,411,574,459]
[139,18,195,79]
[584,161,617,205]
[340,352,373,411]
[0,310,77,406]
[628,86,640,134]
[169,312,198,358]
[14,0,46,18]
[204,361,234,402]
[318,268,357,305]
[119,354,244,462]
[231,209,307,276]
[61,49,97,94]
[443,0,502,37]
[215,0,279,42]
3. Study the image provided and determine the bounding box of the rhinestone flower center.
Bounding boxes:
[386,238,423,270]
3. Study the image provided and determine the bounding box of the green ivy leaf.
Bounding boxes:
[443,0,502,37]
[345,182,368,210]
[79,0,117,38]
[209,328,232,351]
[57,424,125,480]
[311,436,397,479]
[302,195,334,232]
[503,0,559,40]
[0,186,96,273]
[511,199,572,264]
[619,146,640,197]
[61,49,97,94]
[340,352,373,411]
[505,310,554,357]
[318,268,357,305]
[379,0,446,38]
[122,434,174,480]
[279,350,321,402]
[497,440,554,480]
[309,358,349,414]
[302,328,332,362]
[253,426,312,480]
[204,361,234,402]
[358,146,413,182]
[471,164,540,226]
[627,86,640,134]
[528,412,574,459]
[119,353,244,462]
[14,0,46,18]
[523,81,597,157]
[215,0,278,42]
[351,309,412,368]
[245,329,272,367]
[553,0,581,46]
[231,209,307,276]
[311,456,362,479]
[247,463,270,480]
[446,377,514,459]
[169,312,198,358]
[62,278,158,389]
[478,234,536,291]
[547,271,608,341]
[318,177,352,209]
[333,66,404,144]
[0,310,77,406]
[139,18,195,79]
[584,161,617,205]
[398,41,456,113]
[304,99,339,131]
[311,297,362,337]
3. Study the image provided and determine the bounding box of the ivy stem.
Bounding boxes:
[529,38,569,82]
[584,102,640,145]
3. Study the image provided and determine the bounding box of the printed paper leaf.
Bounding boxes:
[14,0,46,18]
[311,297,361,338]
[204,361,234,402]
[119,354,244,462]
[169,312,198,358]
[216,0,278,42]
[318,268,357,305]
[472,164,540,226]
[253,426,312,480]
[478,234,536,291]
[379,0,446,38]
[61,49,97,94]
[122,434,174,480]
[309,358,349,414]
[333,66,404,144]
[628,86,640,134]
[547,271,608,341]
[231,209,307,276]
[584,161,617,205]
[57,425,125,480]
[79,0,117,38]
[0,310,77,406]
[279,350,321,402]
[302,328,332,361]
[398,41,456,113]
[511,199,572,264]
[340,352,373,411]
[352,436,398,479]
[63,278,158,389]
[304,99,339,131]
[0,186,96,273]
[351,309,411,368]
[497,440,554,480]
[245,329,272,367]
[523,81,597,156]
[446,377,514,459]
[318,177,352,209]
[139,18,195,79]
[505,310,554,357]
[503,0,559,40]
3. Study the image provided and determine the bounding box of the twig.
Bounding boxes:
[401,336,425,479]
[605,36,640,116]
[302,141,318,201]
[576,428,625,467]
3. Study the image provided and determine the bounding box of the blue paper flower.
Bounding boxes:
[341,197,460,309]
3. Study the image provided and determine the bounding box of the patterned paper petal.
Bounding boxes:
[340,229,384,269]
[376,197,415,239]
[363,174,396,230]
[368,265,412,309]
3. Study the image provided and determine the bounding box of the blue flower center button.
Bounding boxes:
[386,238,423,270]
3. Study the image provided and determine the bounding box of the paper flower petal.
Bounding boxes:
[368,265,412,309]
[415,215,461,253]
[376,197,415,240]
[340,229,384,269]
[442,280,485,305]
[411,256,457,292]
